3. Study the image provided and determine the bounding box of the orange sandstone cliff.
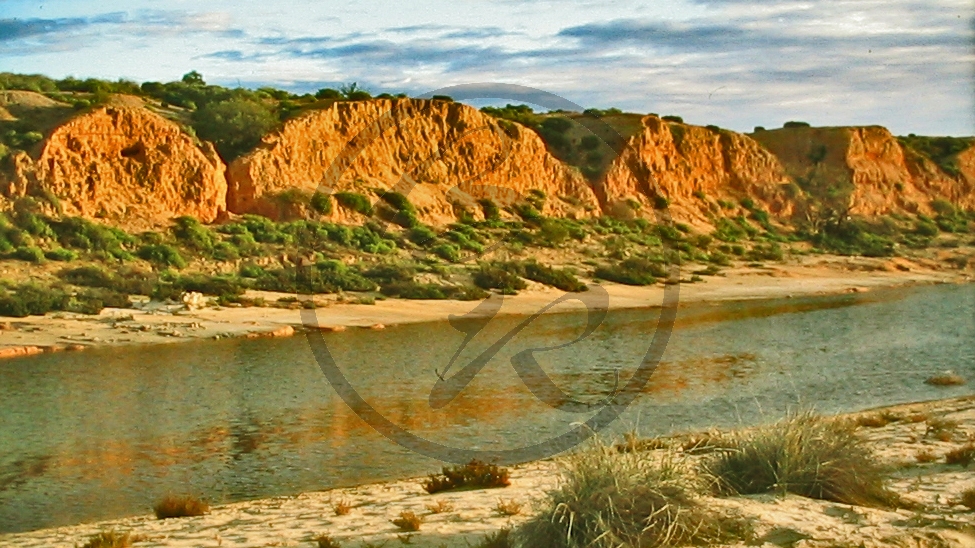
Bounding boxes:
[5,106,227,228]
[751,126,975,216]
[226,99,598,224]
[596,116,795,225]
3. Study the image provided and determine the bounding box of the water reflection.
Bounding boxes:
[0,284,972,532]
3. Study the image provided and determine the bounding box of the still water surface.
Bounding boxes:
[0,284,973,532]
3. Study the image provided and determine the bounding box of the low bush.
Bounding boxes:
[12,245,45,263]
[479,199,502,221]
[594,258,659,286]
[309,191,333,215]
[472,264,527,294]
[172,216,215,252]
[313,534,342,548]
[705,411,903,508]
[961,487,975,510]
[137,244,187,269]
[432,242,462,262]
[514,260,587,292]
[255,261,376,294]
[0,284,70,317]
[334,191,374,216]
[44,247,78,261]
[476,528,514,548]
[381,280,488,301]
[407,225,438,246]
[423,460,511,494]
[153,495,209,519]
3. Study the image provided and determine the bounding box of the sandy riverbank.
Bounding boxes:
[0,253,968,359]
[2,395,973,547]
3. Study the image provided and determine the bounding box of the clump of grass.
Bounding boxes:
[332,499,352,516]
[519,441,744,547]
[80,531,136,548]
[495,498,523,516]
[705,411,903,508]
[313,533,342,548]
[959,488,975,510]
[926,418,960,442]
[425,499,454,514]
[391,510,423,531]
[423,460,510,494]
[475,528,513,548]
[945,444,975,467]
[915,449,938,463]
[153,494,209,519]
[925,372,966,386]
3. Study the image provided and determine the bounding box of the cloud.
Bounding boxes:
[0,13,125,42]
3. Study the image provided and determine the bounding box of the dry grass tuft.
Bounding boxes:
[959,488,975,510]
[424,499,454,514]
[153,494,209,519]
[706,411,904,508]
[518,440,750,547]
[332,499,352,516]
[475,527,514,548]
[80,531,137,548]
[392,510,423,531]
[915,449,938,463]
[495,498,523,516]
[422,460,510,494]
[926,418,961,442]
[313,533,342,548]
[945,444,975,467]
[856,411,901,428]
[924,372,966,386]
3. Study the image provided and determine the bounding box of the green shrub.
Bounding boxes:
[706,411,903,508]
[594,258,659,286]
[515,260,587,292]
[49,216,135,258]
[309,191,333,215]
[407,225,438,246]
[0,284,70,317]
[172,216,215,252]
[479,199,502,221]
[13,246,45,263]
[350,225,396,254]
[380,280,487,300]
[238,263,265,278]
[432,243,462,262]
[745,243,784,262]
[423,460,510,494]
[784,121,811,128]
[334,192,374,216]
[72,288,131,314]
[211,241,239,261]
[473,264,527,294]
[137,244,187,269]
[44,248,78,261]
[361,263,415,284]
[255,261,376,294]
[662,115,684,123]
[514,203,544,223]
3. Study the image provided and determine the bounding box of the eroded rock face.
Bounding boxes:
[597,116,794,225]
[33,107,227,228]
[752,126,975,216]
[227,99,598,224]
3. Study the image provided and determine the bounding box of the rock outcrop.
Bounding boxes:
[596,116,795,225]
[751,126,975,216]
[22,107,227,228]
[227,99,597,224]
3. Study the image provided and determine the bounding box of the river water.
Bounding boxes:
[0,284,972,533]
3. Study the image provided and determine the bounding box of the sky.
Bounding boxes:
[1,0,973,136]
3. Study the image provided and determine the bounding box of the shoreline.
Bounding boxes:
[0,254,969,360]
[3,394,973,547]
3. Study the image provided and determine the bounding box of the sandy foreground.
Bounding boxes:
[0,253,969,358]
[1,396,973,547]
